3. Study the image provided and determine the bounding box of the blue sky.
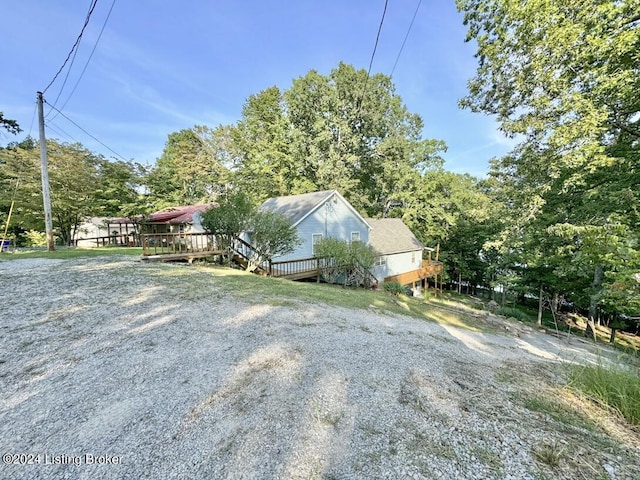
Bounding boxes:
[1,0,516,177]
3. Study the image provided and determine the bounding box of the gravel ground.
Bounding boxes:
[1,255,638,480]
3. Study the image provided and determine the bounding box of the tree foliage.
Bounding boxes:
[246,210,302,269]
[313,237,377,287]
[0,112,21,136]
[146,127,230,207]
[200,191,301,269]
[0,137,143,245]
[229,63,446,212]
[200,191,253,263]
[458,0,640,319]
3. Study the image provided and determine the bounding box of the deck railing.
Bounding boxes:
[422,259,444,276]
[269,257,320,279]
[141,232,218,256]
[73,234,140,247]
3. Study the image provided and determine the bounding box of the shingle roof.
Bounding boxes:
[366,218,424,255]
[259,190,336,225]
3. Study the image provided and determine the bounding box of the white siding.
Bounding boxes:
[273,195,370,262]
[371,249,422,284]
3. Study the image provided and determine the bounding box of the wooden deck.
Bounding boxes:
[141,250,224,263]
[141,233,222,262]
[384,260,443,285]
[269,257,321,280]
[138,233,437,286]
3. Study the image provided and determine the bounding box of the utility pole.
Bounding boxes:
[37,91,55,251]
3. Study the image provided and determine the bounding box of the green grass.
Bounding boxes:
[519,393,598,432]
[568,363,640,426]
[153,264,488,331]
[0,246,143,260]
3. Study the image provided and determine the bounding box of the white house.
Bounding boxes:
[260,190,371,262]
[74,217,138,247]
[142,205,212,234]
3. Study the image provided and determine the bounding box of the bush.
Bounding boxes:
[569,364,640,426]
[22,230,48,247]
[497,306,533,322]
[314,238,376,287]
[384,281,406,296]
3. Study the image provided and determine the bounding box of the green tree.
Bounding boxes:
[229,63,446,210]
[200,191,254,264]
[284,63,446,214]
[245,210,302,271]
[147,128,229,206]
[0,112,21,136]
[1,138,143,245]
[232,87,294,201]
[458,0,640,322]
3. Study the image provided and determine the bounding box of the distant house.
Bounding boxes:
[259,190,371,262]
[74,217,138,247]
[142,205,213,234]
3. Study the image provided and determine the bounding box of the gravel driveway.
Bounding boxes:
[1,255,638,479]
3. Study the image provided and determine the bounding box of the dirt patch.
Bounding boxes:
[1,255,638,479]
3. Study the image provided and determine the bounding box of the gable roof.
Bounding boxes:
[366,218,424,255]
[260,190,370,229]
[147,204,213,224]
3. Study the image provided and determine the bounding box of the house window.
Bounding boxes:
[312,233,323,255]
[375,256,386,266]
[411,251,416,263]
[351,231,361,243]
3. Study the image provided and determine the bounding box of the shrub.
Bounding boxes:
[497,306,533,322]
[22,230,48,247]
[384,281,406,296]
[314,238,376,287]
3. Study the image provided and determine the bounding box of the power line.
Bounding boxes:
[44,100,128,161]
[28,102,38,138]
[49,0,117,121]
[42,0,99,94]
[46,121,81,144]
[356,0,390,113]
[366,0,389,78]
[391,0,422,77]
[47,30,83,113]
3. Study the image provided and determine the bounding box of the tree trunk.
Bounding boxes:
[551,292,559,316]
[457,272,462,294]
[586,264,604,340]
[609,328,617,344]
[537,284,544,327]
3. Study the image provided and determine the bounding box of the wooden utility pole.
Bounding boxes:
[37,92,55,251]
